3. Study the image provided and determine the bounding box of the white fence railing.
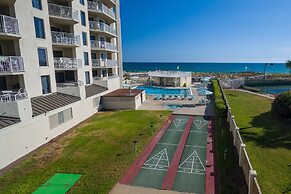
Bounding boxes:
[51,31,80,45]
[57,80,84,87]
[0,89,28,102]
[0,15,20,35]
[92,59,118,67]
[0,56,24,73]
[89,21,116,35]
[90,40,117,51]
[93,74,118,80]
[148,70,192,78]
[87,1,116,19]
[218,80,262,194]
[48,3,78,21]
[54,57,82,69]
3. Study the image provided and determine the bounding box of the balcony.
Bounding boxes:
[89,21,116,37]
[54,57,82,70]
[48,3,78,24]
[0,15,21,39]
[92,59,118,68]
[0,56,24,74]
[93,74,119,80]
[0,89,28,103]
[87,1,116,22]
[90,40,117,52]
[51,31,80,47]
[56,81,84,97]
[93,74,120,90]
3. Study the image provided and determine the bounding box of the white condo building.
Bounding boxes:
[0,0,123,169]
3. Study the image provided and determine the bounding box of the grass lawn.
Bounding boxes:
[225,90,291,194]
[0,110,171,194]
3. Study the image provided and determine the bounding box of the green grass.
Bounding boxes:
[0,110,171,194]
[225,90,291,194]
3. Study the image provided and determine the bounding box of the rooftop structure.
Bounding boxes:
[148,71,192,87]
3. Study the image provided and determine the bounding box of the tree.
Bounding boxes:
[286,60,291,91]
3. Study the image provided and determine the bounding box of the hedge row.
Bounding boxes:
[212,80,227,118]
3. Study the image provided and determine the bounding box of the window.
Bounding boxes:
[58,112,64,124]
[41,75,51,94]
[80,11,86,26]
[32,0,42,10]
[34,17,45,39]
[85,71,90,85]
[84,52,89,66]
[82,32,87,45]
[80,0,84,5]
[37,48,47,66]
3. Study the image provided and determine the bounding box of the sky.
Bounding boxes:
[120,0,291,63]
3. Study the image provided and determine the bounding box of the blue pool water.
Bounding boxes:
[135,85,190,95]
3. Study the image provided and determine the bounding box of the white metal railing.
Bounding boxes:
[0,89,28,102]
[89,21,116,35]
[90,40,117,51]
[54,57,82,69]
[48,3,78,21]
[148,70,192,78]
[93,74,118,80]
[51,31,80,45]
[0,56,24,73]
[92,59,118,67]
[57,80,84,87]
[0,15,20,35]
[87,1,116,19]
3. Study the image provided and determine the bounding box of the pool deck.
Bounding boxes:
[138,87,215,116]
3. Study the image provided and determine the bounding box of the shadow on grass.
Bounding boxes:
[242,111,291,149]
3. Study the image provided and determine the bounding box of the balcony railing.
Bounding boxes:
[51,31,80,46]
[0,56,24,73]
[0,15,20,35]
[92,59,118,67]
[54,57,82,69]
[87,1,116,19]
[93,74,119,80]
[89,21,116,35]
[48,3,78,21]
[0,89,28,102]
[90,40,117,51]
[57,80,84,87]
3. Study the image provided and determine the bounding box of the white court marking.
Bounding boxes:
[178,150,206,175]
[193,120,208,130]
[157,142,206,149]
[173,118,188,128]
[142,148,170,171]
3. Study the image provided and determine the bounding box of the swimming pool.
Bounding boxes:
[135,85,191,95]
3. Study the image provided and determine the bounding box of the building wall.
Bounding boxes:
[0,92,106,170]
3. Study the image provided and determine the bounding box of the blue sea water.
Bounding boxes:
[123,62,289,74]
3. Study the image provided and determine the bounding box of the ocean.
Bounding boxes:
[123,62,290,74]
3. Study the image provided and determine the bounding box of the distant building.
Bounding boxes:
[148,71,192,87]
[0,0,122,170]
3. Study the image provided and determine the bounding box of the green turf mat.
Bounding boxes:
[33,173,81,194]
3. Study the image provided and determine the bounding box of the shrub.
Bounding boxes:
[272,91,291,119]
[183,83,186,87]
[212,80,227,118]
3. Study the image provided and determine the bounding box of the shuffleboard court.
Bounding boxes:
[172,116,209,194]
[132,115,189,189]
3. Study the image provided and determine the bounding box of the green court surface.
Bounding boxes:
[132,115,189,188]
[172,116,208,193]
[33,173,81,194]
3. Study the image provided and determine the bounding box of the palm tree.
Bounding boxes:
[285,60,291,91]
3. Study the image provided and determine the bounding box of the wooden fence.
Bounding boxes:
[218,80,262,194]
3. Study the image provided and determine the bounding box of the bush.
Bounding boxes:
[272,91,291,119]
[183,83,186,87]
[212,80,227,118]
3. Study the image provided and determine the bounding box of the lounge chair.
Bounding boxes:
[188,95,195,101]
[153,95,161,100]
